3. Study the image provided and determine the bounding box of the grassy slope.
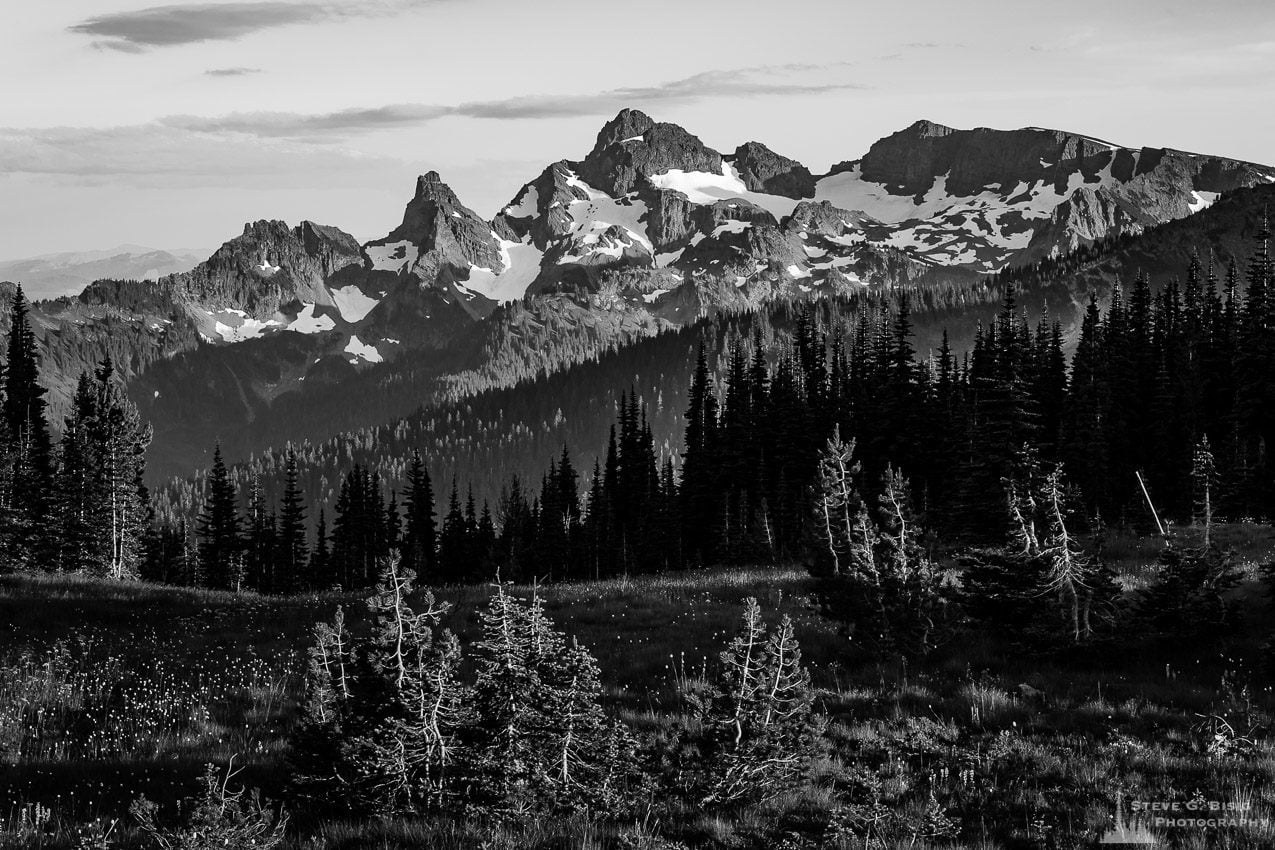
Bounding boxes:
[2,526,1275,848]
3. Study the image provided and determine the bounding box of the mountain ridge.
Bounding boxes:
[6,109,1272,482]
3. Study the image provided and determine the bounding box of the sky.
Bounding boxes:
[1,0,1273,259]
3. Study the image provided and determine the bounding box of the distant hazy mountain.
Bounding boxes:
[6,109,1273,482]
[0,245,209,299]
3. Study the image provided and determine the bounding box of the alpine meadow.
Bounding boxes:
[5,2,1275,848]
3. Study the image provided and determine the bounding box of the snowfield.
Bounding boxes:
[503,185,540,219]
[462,238,545,302]
[648,162,801,219]
[365,240,419,274]
[288,303,335,334]
[208,309,282,343]
[563,171,654,255]
[812,163,1134,270]
[1189,190,1220,214]
[344,335,383,364]
[331,285,381,323]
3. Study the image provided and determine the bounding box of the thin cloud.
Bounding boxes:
[0,66,860,186]
[205,67,263,77]
[164,66,863,139]
[0,123,404,188]
[69,0,435,51]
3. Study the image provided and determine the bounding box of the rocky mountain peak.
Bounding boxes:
[578,111,722,196]
[731,141,817,199]
[857,122,1125,197]
[385,172,486,244]
[168,218,364,318]
[240,219,293,240]
[589,109,656,155]
[903,119,956,139]
[413,170,456,202]
[367,172,503,281]
[297,221,362,258]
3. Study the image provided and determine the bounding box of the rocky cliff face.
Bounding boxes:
[171,219,363,318]
[731,141,818,199]
[855,120,1120,196]
[839,120,1275,267]
[368,171,504,280]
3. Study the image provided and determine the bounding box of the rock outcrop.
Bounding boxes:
[368,171,503,281]
[731,141,817,199]
[169,219,363,317]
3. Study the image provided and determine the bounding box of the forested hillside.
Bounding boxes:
[153,277,1050,524]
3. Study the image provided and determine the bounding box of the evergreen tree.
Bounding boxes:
[1140,542,1242,642]
[681,344,720,565]
[814,458,948,656]
[962,459,1120,649]
[462,585,633,818]
[0,285,52,570]
[53,374,100,574]
[309,508,331,589]
[808,426,863,578]
[1192,437,1219,546]
[276,450,309,592]
[85,359,153,580]
[437,480,468,584]
[686,599,816,807]
[291,554,464,815]
[196,444,242,589]
[244,476,275,592]
[402,451,437,580]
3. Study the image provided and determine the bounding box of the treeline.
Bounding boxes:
[0,287,153,577]
[144,280,1052,591]
[150,388,679,590]
[134,215,1269,592]
[155,275,1016,522]
[0,272,1024,588]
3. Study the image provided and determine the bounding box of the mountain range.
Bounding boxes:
[3,109,1272,483]
[0,246,209,301]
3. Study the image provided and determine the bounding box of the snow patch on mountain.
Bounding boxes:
[648,163,801,219]
[209,309,282,342]
[344,335,382,364]
[462,238,545,302]
[563,171,654,253]
[365,240,418,273]
[712,220,752,237]
[331,285,380,322]
[1189,191,1220,213]
[288,303,335,334]
[813,165,1135,269]
[503,186,539,219]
